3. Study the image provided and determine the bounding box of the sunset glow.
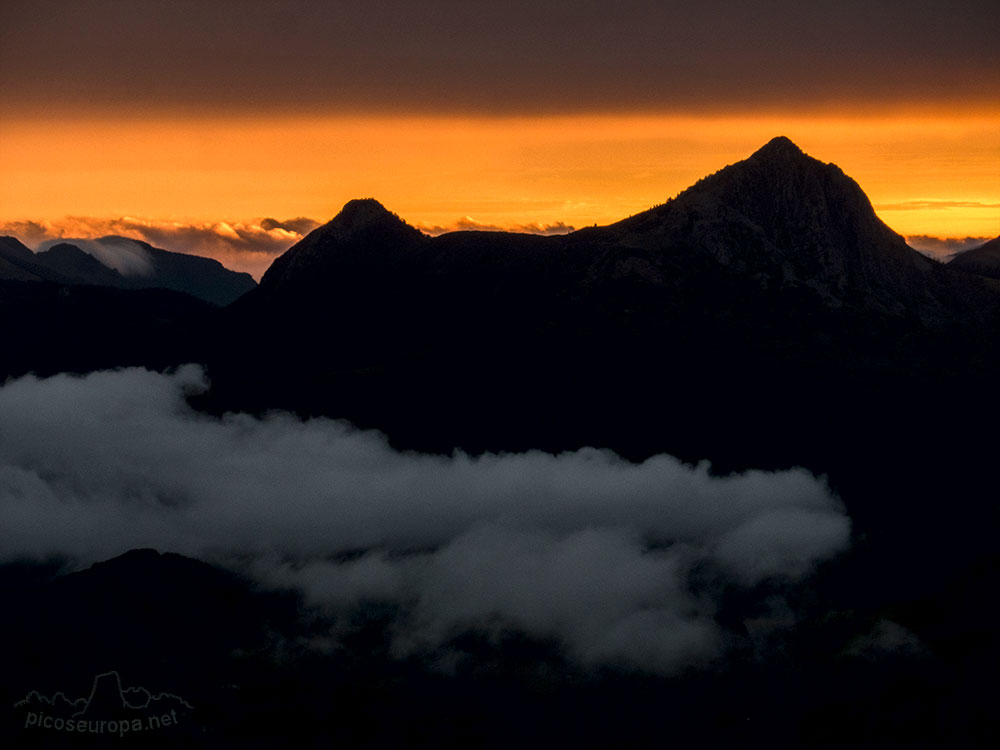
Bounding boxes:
[2,112,996,276]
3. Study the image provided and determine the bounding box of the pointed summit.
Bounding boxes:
[749,135,805,161]
[611,136,935,314]
[318,198,424,245]
[255,199,426,295]
[328,198,408,235]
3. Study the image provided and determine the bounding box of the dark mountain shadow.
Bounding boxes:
[3,545,996,749]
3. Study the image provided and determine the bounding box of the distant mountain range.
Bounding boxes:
[0,235,255,306]
[246,137,990,319]
[201,138,998,471]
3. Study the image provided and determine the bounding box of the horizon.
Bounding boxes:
[2,129,997,280]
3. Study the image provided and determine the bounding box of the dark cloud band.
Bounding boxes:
[2,1,996,115]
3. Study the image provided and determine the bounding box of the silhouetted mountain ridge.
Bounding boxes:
[252,137,956,324]
[607,136,937,315]
[205,138,1000,476]
[256,198,426,299]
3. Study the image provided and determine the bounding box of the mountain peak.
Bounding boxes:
[750,135,806,161]
[327,198,415,237]
[254,199,425,295]
[309,197,425,247]
[342,197,391,214]
[610,134,935,315]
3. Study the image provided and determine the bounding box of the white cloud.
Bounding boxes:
[0,367,851,673]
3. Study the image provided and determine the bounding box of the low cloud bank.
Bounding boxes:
[417,216,575,235]
[0,367,850,673]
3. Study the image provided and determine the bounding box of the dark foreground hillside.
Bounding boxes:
[2,546,996,749]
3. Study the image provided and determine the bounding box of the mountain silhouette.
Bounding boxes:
[247,137,967,328]
[254,198,426,301]
[96,236,256,306]
[604,135,939,315]
[207,138,999,467]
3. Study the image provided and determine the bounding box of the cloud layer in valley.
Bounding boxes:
[0,367,851,673]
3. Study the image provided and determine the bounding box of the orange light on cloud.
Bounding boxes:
[2,111,997,275]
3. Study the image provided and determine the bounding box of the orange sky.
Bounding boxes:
[2,2,998,278]
[1,111,998,278]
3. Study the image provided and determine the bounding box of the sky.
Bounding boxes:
[1,0,998,277]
